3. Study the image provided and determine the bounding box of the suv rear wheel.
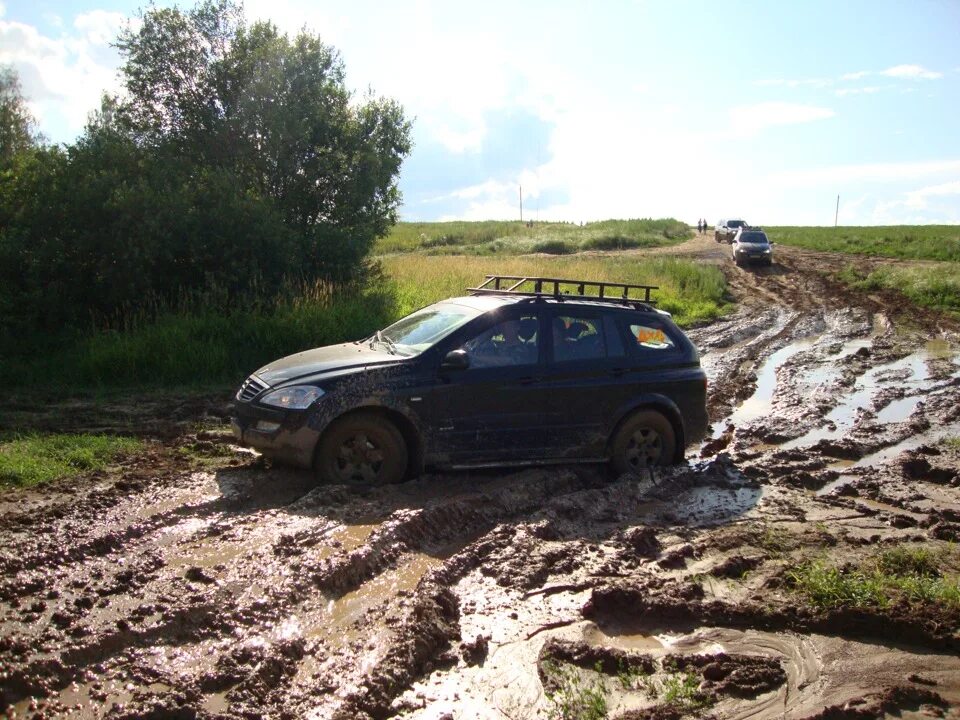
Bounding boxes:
[316,411,408,485]
[611,409,676,473]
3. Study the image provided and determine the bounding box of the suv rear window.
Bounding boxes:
[626,320,676,351]
[739,232,768,244]
[728,220,747,228]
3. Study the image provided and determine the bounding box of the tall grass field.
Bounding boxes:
[376,218,691,255]
[768,225,960,314]
[2,253,729,390]
[835,263,960,315]
[768,225,960,262]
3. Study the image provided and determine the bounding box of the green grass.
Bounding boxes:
[1,284,399,389]
[1,253,729,390]
[768,225,960,262]
[376,219,692,255]
[660,672,710,711]
[541,660,608,720]
[382,254,731,328]
[0,434,144,487]
[943,437,960,449]
[635,665,711,713]
[788,546,960,611]
[835,263,960,314]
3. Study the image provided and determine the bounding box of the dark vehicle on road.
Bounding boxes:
[231,275,709,484]
[731,227,773,266]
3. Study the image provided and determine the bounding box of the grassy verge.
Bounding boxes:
[768,225,960,262]
[835,263,960,315]
[383,254,731,328]
[376,218,691,255]
[788,546,960,611]
[0,434,144,488]
[2,255,729,390]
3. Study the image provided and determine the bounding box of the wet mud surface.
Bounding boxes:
[3,236,960,719]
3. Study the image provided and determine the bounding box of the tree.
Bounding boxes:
[0,0,412,341]
[0,65,37,164]
[115,0,412,278]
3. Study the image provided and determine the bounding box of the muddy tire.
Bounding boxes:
[610,409,677,473]
[315,411,408,485]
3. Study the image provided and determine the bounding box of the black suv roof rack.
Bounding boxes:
[467,275,658,307]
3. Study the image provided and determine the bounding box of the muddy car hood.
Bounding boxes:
[255,342,404,387]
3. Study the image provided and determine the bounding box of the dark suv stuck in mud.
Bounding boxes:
[231,275,708,484]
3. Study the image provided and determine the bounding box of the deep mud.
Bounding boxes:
[3,236,960,719]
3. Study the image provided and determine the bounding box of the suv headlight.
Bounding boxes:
[259,386,325,409]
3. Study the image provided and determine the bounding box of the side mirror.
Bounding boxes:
[441,349,470,371]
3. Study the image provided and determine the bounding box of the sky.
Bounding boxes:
[2,0,959,226]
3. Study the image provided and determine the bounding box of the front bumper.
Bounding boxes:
[735,251,772,264]
[231,404,319,469]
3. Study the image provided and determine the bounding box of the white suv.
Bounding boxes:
[715,219,748,243]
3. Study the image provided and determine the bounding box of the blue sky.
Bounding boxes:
[2,0,959,225]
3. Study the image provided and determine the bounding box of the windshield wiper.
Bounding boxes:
[373,330,397,355]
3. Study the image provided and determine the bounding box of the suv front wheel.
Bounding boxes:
[315,411,408,485]
[610,409,677,473]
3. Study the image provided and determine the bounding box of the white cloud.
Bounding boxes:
[904,180,960,209]
[74,10,126,46]
[431,123,486,155]
[879,64,942,80]
[0,13,126,141]
[834,86,885,97]
[728,102,834,135]
[754,77,832,88]
[763,65,943,93]
[771,160,960,188]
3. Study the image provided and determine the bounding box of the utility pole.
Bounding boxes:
[520,185,523,223]
[835,194,839,228]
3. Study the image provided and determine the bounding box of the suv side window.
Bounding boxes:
[624,318,677,353]
[552,311,606,363]
[461,314,539,368]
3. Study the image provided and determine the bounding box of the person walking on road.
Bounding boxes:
[696,219,703,235]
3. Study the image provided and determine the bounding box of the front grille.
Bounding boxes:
[237,374,269,402]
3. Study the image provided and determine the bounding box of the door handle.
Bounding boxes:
[518,376,541,385]
[610,367,627,377]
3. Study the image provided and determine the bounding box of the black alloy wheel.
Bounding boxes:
[316,412,407,485]
[611,409,677,474]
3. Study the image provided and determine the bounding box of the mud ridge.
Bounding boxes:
[584,582,960,651]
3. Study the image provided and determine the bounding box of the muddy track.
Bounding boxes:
[3,237,960,719]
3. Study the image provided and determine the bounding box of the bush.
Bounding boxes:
[532,240,576,255]
[581,235,647,251]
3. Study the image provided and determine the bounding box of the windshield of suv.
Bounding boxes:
[728,220,747,228]
[378,303,481,355]
[739,232,768,244]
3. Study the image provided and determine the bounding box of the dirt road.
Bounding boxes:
[3,236,960,719]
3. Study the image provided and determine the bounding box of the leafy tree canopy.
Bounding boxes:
[0,1,412,341]
[0,65,37,164]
